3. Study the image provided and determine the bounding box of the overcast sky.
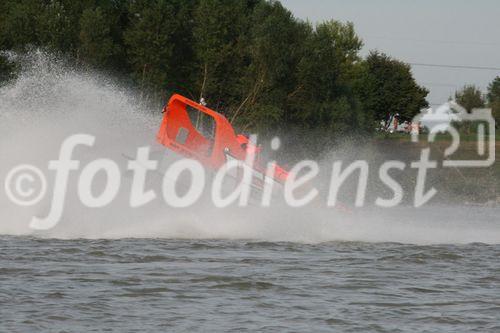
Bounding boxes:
[280,0,500,106]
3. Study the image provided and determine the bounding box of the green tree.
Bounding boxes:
[0,0,44,50]
[79,7,119,68]
[292,20,365,134]
[455,85,485,112]
[487,77,500,128]
[355,51,429,122]
[37,1,74,53]
[453,85,486,134]
[161,0,198,97]
[192,0,251,109]
[124,0,179,99]
[487,76,500,102]
[234,0,308,133]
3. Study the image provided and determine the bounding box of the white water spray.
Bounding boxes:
[0,52,498,244]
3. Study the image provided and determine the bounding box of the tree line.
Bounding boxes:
[455,79,500,129]
[1,0,437,154]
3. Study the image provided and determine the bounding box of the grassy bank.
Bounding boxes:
[374,131,500,142]
[368,134,499,205]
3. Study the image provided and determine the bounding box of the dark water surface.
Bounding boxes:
[1,237,499,332]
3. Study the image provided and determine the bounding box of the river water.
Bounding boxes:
[1,231,499,332]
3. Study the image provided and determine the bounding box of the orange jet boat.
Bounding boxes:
[156,94,289,192]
